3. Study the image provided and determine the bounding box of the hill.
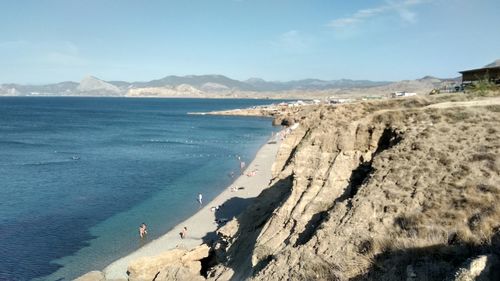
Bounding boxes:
[77,76,121,95]
[1,59,498,98]
[0,75,449,98]
[484,59,500,68]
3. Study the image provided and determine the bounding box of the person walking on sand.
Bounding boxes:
[197,193,203,205]
[139,223,148,238]
[240,160,246,175]
[179,226,188,239]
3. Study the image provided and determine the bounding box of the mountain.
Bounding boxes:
[107,80,132,89]
[129,75,391,92]
[245,78,391,91]
[134,75,255,91]
[77,76,121,94]
[0,76,125,96]
[0,81,78,96]
[0,73,456,98]
[484,59,500,68]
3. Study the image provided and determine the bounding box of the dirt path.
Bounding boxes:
[425,96,500,109]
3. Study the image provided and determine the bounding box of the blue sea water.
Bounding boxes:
[0,97,280,281]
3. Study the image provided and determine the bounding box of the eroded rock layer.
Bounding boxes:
[206,96,500,281]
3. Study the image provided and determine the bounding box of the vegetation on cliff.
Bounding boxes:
[204,92,500,281]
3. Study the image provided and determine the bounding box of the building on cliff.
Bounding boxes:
[460,64,500,86]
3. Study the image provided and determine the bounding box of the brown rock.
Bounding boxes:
[454,255,499,281]
[154,266,205,281]
[127,245,210,281]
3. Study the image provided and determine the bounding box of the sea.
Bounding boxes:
[0,97,281,281]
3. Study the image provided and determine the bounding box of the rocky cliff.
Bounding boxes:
[204,94,500,281]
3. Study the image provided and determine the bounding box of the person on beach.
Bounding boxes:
[197,193,203,205]
[179,226,188,239]
[240,161,246,174]
[139,223,148,238]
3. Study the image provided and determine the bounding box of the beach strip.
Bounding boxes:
[103,137,280,280]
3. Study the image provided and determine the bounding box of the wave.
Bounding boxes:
[53,151,80,155]
[0,140,49,146]
[21,158,79,166]
[146,138,255,145]
[147,139,197,145]
[183,153,239,159]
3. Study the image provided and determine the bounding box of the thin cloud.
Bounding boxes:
[40,41,87,66]
[0,40,87,66]
[43,51,87,66]
[271,30,313,53]
[328,0,429,28]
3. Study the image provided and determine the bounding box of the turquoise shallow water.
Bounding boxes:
[0,97,280,280]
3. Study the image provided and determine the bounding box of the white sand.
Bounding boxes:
[103,138,280,280]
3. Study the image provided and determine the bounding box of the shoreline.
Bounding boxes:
[102,135,281,280]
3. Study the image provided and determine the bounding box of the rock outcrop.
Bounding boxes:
[453,255,499,281]
[127,245,210,281]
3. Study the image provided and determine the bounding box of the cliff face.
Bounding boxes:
[206,96,500,281]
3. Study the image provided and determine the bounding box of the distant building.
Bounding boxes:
[289,100,307,107]
[391,91,417,98]
[361,96,383,100]
[329,98,354,104]
[459,64,500,85]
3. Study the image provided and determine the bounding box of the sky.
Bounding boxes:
[0,0,499,84]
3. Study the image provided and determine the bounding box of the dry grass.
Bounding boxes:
[220,93,500,281]
[350,98,500,279]
[362,96,432,113]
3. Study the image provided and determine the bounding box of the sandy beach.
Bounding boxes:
[103,136,280,280]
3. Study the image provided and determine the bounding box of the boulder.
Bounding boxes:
[454,255,499,281]
[127,244,210,281]
[154,266,205,281]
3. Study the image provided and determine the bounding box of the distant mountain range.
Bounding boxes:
[7,64,498,99]
[2,60,497,98]
[0,74,397,97]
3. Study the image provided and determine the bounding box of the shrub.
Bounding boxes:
[468,74,498,96]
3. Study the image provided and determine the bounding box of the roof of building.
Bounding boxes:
[460,59,500,74]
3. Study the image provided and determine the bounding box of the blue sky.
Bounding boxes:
[1,0,499,84]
